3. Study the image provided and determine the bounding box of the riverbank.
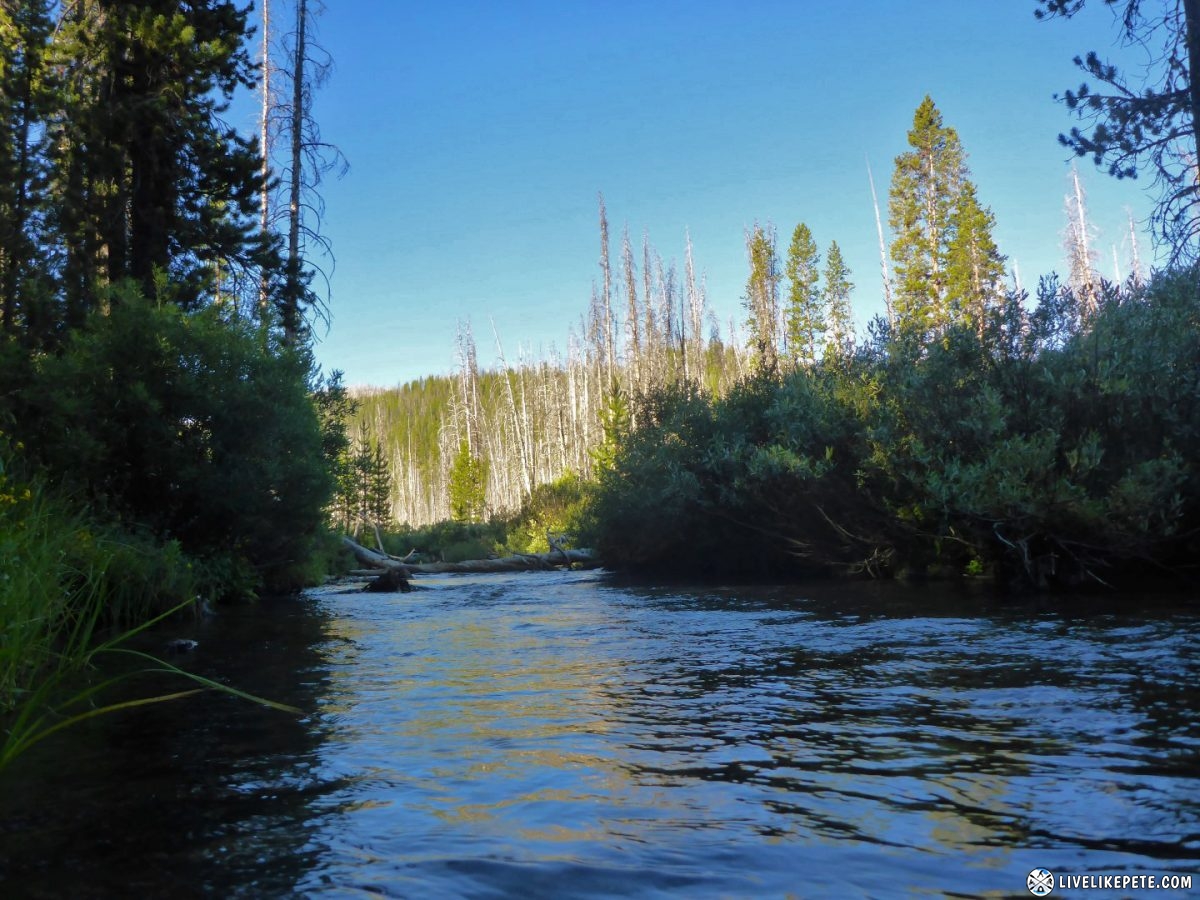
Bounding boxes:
[589,271,1200,592]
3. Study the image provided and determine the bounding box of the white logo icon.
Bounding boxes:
[1027,868,1054,896]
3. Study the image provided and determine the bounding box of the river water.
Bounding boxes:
[1,571,1198,898]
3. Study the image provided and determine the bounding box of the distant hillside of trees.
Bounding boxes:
[344,95,1152,537]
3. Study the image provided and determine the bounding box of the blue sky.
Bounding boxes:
[253,1,1159,387]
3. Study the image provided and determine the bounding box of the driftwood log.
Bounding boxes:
[341,536,600,586]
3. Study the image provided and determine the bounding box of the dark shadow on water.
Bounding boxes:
[0,595,343,899]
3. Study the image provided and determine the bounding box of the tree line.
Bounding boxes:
[0,1,348,607]
[348,93,1139,548]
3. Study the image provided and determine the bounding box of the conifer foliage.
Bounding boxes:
[744,223,781,372]
[888,96,1005,342]
[784,223,822,366]
[0,1,341,598]
[1036,0,1200,262]
[821,241,855,363]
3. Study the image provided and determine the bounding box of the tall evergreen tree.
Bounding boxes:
[448,439,488,524]
[0,1,53,338]
[821,240,855,363]
[50,1,270,312]
[889,96,1002,345]
[946,181,1006,334]
[784,222,822,366]
[744,222,780,372]
[888,96,967,341]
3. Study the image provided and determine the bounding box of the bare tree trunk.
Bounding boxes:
[258,0,272,319]
[598,193,615,386]
[1066,164,1099,319]
[1184,0,1200,203]
[1128,210,1144,286]
[685,230,706,385]
[283,0,308,345]
[867,156,894,327]
[493,320,532,498]
[621,227,641,393]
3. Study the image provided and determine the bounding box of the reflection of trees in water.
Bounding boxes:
[318,594,634,843]
[0,595,340,899]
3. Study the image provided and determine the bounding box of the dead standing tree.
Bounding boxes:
[260,0,347,344]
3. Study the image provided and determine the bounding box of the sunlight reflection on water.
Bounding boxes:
[1,572,1198,898]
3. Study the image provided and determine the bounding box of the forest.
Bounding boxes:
[346,92,1199,591]
[0,0,346,757]
[2,0,1199,767]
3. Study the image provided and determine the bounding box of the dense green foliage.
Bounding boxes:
[744,223,782,372]
[784,223,822,365]
[889,96,1005,342]
[0,449,189,718]
[0,1,345,758]
[590,270,1200,588]
[821,241,855,364]
[332,436,391,534]
[380,471,592,562]
[448,439,489,524]
[5,293,332,596]
[0,2,340,597]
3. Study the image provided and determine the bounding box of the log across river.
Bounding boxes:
[1,571,1198,897]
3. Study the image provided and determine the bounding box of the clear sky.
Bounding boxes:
[253,1,1160,387]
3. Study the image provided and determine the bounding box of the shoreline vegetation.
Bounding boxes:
[0,2,345,769]
[340,98,1198,596]
[3,3,1199,773]
[588,270,1200,591]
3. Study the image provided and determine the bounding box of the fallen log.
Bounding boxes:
[341,536,600,577]
[342,537,413,592]
[404,548,600,574]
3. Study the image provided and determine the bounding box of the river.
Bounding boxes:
[1,571,1198,898]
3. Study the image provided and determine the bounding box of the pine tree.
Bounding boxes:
[821,240,855,363]
[784,222,822,366]
[0,1,53,338]
[50,1,269,311]
[888,96,967,341]
[945,182,1006,335]
[448,439,488,524]
[889,96,1003,345]
[744,222,780,373]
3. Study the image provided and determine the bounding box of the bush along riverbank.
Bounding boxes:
[0,3,351,771]
[0,297,345,771]
[588,271,1200,592]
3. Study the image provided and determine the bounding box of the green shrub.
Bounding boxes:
[386,519,506,561]
[13,288,333,598]
[501,473,593,555]
[589,269,1200,588]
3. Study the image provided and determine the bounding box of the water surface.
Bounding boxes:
[2,572,1198,897]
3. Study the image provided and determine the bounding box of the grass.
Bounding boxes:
[0,455,299,773]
